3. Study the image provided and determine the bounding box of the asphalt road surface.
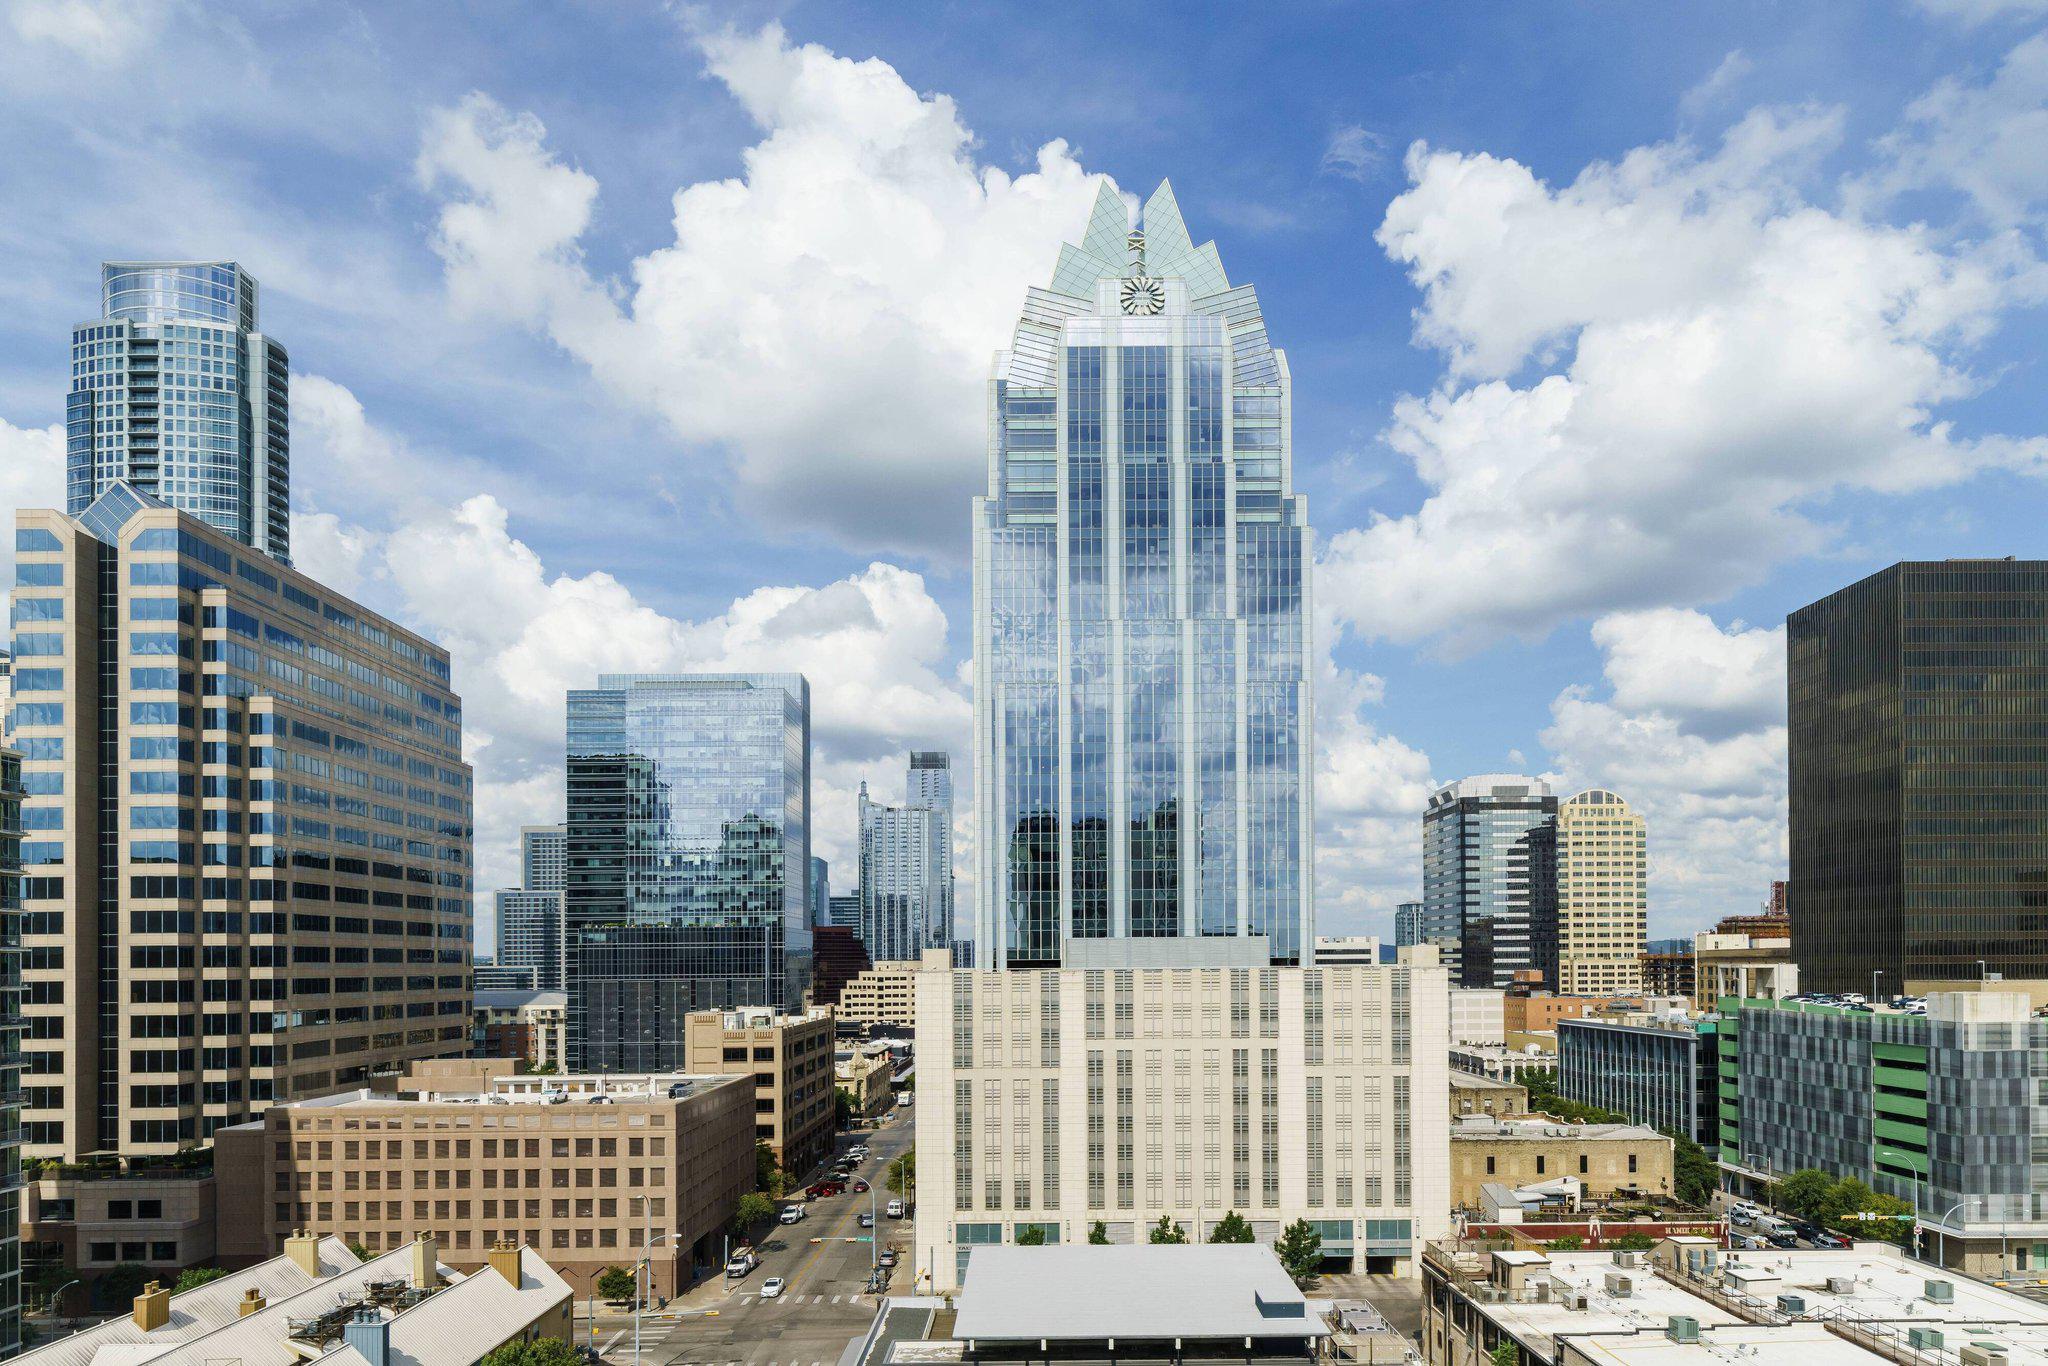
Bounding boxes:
[602,1102,917,1366]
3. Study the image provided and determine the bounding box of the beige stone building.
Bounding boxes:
[13,492,473,1162]
[914,947,1452,1291]
[837,960,918,1030]
[1692,929,1798,1010]
[836,1041,895,1119]
[1447,1116,1672,1208]
[20,1167,216,1294]
[680,1006,836,1177]
[213,1071,755,1298]
[1450,1071,1527,1120]
[1556,789,1647,996]
[472,989,566,1069]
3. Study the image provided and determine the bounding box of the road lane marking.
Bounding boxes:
[603,1333,626,1352]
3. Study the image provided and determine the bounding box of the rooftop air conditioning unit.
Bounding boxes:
[1564,1291,1589,1311]
[1776,1295,1806,1315]
[1925,1280,1955,1304]
[1667,1317,1700,1345]
[1960,1345,2007,1366]
[1826,1276,1856,1294]
[1605,1273,1634,1298]
[1909,1330,1945,1352]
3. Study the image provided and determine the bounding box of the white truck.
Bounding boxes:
[724,1248,758,1278]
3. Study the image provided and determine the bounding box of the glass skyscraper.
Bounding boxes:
[858,776,945,962]
[564,674,810,1070]
[1421,775,1558,988]
[1788,559,2048,995]
[907,750,955,948]
[972,180,1314,969]
[68,263,291,562]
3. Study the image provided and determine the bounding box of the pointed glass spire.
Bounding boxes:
[1078,180,1130,272]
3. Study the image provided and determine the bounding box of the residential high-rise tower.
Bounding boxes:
[907,750,955,948]
[564,673,810,1070]
[857,782,942,962]
[68,263,291,562]
[1421,775,1558,988]
[972,180,1314,969]
[1555,788,1647,995]
[1788,559,2048,998]
[494,824,566,991]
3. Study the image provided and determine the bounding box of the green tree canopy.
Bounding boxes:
[886,1152,915,1195]
[480,1338,586,1366]
[1608,1233,1656,1251]
[1088,1221,1110,1245]
[1274,1220,1323,1286]
[596,1266,637,1304]
[1148,1214,1189,1245]
[1014,1225,1046,1246]
[173,1267,227,1293]
[733,1191,775,1235]
[1208,1211,1255,1244]
[1776,1169,1834,1220]
[835,1088,856,1129]
[1491,1341,1520,1366]
[94,1264,151,1309]
[1659,1127,1718,1207]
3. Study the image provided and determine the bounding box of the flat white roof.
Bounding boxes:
[1558,1320,1881,1366]
[952,1246,1329,1344]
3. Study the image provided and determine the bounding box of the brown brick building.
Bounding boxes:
[214,1070,755,1298]
[681,1007,836,1177]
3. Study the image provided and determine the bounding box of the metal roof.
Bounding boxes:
[950,1246,1329,1344]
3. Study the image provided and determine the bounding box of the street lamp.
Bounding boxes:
[44,1278,79,1331]
[631,1232,687,1364]
[1925,1200,1968,1271]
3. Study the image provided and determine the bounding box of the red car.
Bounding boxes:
[806,1180,846,1200]
[853,1180,870,1193]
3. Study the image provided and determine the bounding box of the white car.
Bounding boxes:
[779,1205,806,1224]
[760,1277,785,1299]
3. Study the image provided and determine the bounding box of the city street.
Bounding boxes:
[590,1102,917,1366]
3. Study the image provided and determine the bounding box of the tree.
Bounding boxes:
[94,1264,150,1309]
[1148,1214,1189,1245]
[174,1267,227,1293]
[596,1266,637,1304]
[1608,1233,1656,1251]
[1776,1169,1834,1220]
[1274,1220,1323,1286]
[754,1142,786,1197]
[1208,1211,1255,1244]
[1545,1236,1584,1251]
[835,1088,857,1129]
[1014,1225,1046,1247]
[1491,1341,1520,1366]
[1088,1221,1110,1246]
[733,1191,775,1236]
[886,1152,915,1195]
[1659,1128,1718,1207]
[480,1338,586,1366]
[345,1242,370,1264]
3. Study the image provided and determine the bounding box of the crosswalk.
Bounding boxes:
[729,1292,855,1306]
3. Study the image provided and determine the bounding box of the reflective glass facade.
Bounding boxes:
[1421,775,1558,988]
[973,181,1314,969]
[0,748,23,1354]
[564,674,809,1070]
[1788,560,2048,993]
[68,263,291,563]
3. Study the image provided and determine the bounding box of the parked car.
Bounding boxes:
[879,1248,899,1267]
[1729,1231,1767,1250]
[1766,1229,1800,1250]
[806,1180,845,1200]
[1813,1231,1851,1249]
[886,1198,905,1219]
[725,1250,758,1278]
[1729,1206,1755,1226]
[779,1204,806,1224]
[853,1179,870,1193]
[760,1277,785,1299]
[859,1212,875,1228]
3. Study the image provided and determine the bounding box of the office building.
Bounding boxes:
[68,263,290,561]
[13,485,472,1161]
[826,893,862,933]
[15,1233,573,1366]
[21,1160,216,1296]
[1638,948,1694,999]
[973,180,1314,970]
[679,1006,836,1176]
[809,855,830,928]
[470,963,535,991]
[1395,901,1424,948]
[835,960,918,1032]
[1716,991,2048,1276]
[1316,935,1382,966]
[1448,1116,1672,1208]
[0,749,21,1354]
[493,889,563,993]
[1449,1071,1528,1121]
[809,924,871,1010]
[907,750,955,948]
[1449,1043,1554,1083]
[912,947,1450,1289]
[1422,776,1558,988]
[1789,559,2048,999]
[1554,789,1645,996]
[1691,928,1796,1011]
[1450,988,1506,1046]
[518,824,564,892]
[213,1072,755,1298]
[858,781,945,962]
[564,673,810,1070]
[1423,1239,2048,1366]
[1557,1015,1718,1146]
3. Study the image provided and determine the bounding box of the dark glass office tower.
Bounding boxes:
[1788,559,2048,995]
[1421,775,1559,988]
[564,674,810,1070]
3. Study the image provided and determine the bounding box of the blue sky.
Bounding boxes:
[3,0,2046,944]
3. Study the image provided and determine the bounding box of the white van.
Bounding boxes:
[886,1198,905,1219]
[897,1093,912,1108]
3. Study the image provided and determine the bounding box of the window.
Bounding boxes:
[1536,1156,1547,1175]
[1579,1155,1588,1174]
[1485,1156,1495,1174]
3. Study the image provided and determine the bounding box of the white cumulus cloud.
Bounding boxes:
[414,21,1110,558]
[1320,107,2048,655]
